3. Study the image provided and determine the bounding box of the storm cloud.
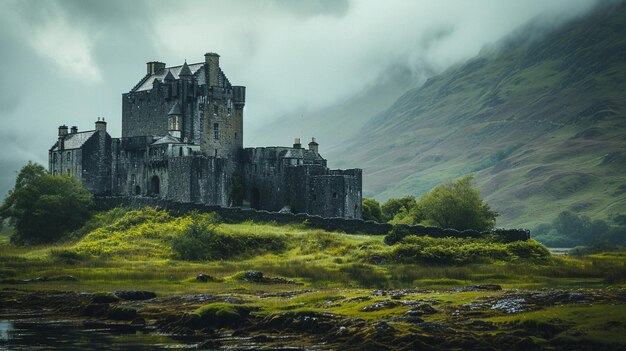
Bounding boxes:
[0,0,601,196]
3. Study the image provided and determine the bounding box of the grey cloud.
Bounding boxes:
[0,0,604,198]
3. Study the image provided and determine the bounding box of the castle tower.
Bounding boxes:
[168,102,182,139]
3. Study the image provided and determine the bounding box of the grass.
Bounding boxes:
[1,207,625,294]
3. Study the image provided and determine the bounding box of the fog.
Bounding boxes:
[0,0,601,196]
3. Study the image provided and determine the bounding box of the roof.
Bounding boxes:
[282,148,325,162]
[179,61,192,76]
[50,131,97,151]
[151,134,181,145]
[133,62,204,92]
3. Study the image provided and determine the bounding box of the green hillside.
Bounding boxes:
[330,4,626,229]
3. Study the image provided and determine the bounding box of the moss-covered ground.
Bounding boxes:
[1,207,625,350]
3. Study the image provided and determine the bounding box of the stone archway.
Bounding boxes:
[149,175,160,197]
[250,188,260,210]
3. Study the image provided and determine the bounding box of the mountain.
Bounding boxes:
[328,3,626,229]
[250,65,420,152]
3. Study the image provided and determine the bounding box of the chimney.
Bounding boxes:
[308,137,319,154]
[95,117,107,133]
[293,138,301,149]
[205,52,220,87]
[58,125,68,137]
[70,126,78,134]
[146,61,166,75]
[58,125,68,150]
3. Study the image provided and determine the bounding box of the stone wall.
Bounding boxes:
[93,196,530,242]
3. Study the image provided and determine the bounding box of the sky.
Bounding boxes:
[0,0,602,197]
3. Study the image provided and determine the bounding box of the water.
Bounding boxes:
[0,319,319,350]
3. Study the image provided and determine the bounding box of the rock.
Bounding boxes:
[195,274,214,282]
[345,296,372,303]
[114,290,156,301]
[490,298,526,314]
[244,271,264,282]
[251,334,272,343]
[259,290,313,298]
[82,303,109,317]
[107,306,138,320]
[91,292,119,304]
[454,284,502,292]
[360,300,401,312]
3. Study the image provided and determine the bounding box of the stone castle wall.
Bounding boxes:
[93,196,530,242]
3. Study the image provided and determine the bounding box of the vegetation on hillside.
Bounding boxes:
[0,162,93,245]
[533,211,626,247]
[333,3,626,230]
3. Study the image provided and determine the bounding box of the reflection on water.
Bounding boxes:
[0,319,316,350]
[0,319,196,350]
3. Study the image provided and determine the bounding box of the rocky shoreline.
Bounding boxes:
[2,286,626,350]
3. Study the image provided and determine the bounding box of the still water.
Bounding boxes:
[0,319,313,350]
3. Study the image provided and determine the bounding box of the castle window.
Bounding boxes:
[333,192,338,199]
[53,153,57,162]
[66,152,71,161]
[234,132,237,139]
[213,123,219,139]
[227,99,232,115]
[66,168,71,175]
[188,147,192,154]
[179,147,183,156]
[213,105,218,115]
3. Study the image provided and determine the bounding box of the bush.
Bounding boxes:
[171,213,221,260]
[384,226,412,245]
[172,212,288,260]
[389,235,549,264]
[194,303,251,327]
[362,198,383,222]
[381,196,418,222]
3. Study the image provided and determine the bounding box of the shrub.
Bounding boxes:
[171,213,221,260]
[384,226,412,245]
[506,240,551,261]
[194,303,251,327]
[362,198,383,222]
[381,196,418,222]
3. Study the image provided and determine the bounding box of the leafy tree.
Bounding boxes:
[418,175,497,231]
[0,162,93,245]
[381,196,417,222]
[362,198,383,222]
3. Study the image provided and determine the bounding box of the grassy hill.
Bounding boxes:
[329,3,626,229]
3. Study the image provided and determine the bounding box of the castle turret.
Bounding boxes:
[308,137,319,154]
[168,102,182,139]
[205,52,220,87]
[70,126,78,134]
[179,61,192,80]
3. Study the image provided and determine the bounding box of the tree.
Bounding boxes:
[0,162,93,245]
[381,196,418,222]
[362,198,383,222]
[418,175,497,231]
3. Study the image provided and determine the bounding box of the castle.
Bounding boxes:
[49,53,362,219]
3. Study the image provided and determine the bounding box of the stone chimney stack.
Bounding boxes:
[308,137,319,154]
[146,61,166,75]
[70,126,78,134]
[58,125,68,151]
[293,138,301,149]
[205,52,220,87]
[95,117,107,133]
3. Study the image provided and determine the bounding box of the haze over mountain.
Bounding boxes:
[327,3,626,228]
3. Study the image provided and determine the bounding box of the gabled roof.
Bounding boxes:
[151,134,181,145]
[132,62,204,92]
[50,131,97,151]
[179,61,192,76]
[168,101,182,115]
[163,69,175,81]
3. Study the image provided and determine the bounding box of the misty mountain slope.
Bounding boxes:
[250,65,419,152]
[329,4,626,228]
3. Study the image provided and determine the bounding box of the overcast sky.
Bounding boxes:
[0,0,602,197]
